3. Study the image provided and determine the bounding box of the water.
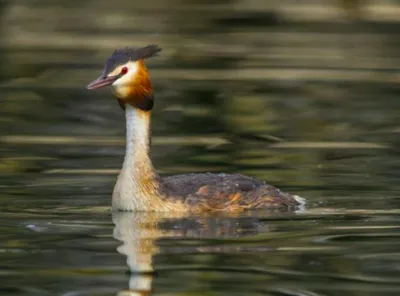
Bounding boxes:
[1,0,400,295]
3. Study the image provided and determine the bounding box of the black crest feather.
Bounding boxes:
[103,44,161,77]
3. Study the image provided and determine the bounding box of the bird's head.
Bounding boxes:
[86,44,161,110]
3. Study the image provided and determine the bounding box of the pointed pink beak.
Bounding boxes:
[86,75,120,90]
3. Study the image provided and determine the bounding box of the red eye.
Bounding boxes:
[121,67,128,75]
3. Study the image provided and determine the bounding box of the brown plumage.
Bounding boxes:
[161,173,300,213]
[124,60,154,110]
[86,45,305,212]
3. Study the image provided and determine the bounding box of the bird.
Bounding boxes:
[86,44,305,212]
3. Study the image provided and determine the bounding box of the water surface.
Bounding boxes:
[1,1,400,295]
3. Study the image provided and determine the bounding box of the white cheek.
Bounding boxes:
[112,73,131,87]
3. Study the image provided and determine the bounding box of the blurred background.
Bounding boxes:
[0,1,400,295]
[1,0,399,201]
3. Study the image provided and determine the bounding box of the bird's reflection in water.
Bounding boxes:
[112,211,288,295]
[113,212,162,296]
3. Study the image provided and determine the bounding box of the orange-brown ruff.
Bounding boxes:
[86,45,305,212]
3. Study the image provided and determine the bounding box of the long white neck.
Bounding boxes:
[124,104,151,169]
[112,104,163,211]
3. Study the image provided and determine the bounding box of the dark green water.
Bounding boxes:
[1,1,400,295]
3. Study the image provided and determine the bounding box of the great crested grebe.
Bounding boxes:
[87,44,305,212]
